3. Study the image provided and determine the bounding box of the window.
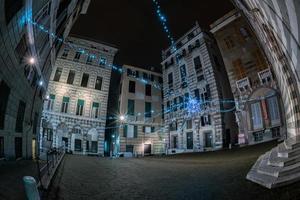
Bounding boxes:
[224,36,235,49]
[168,73,173,89]
[186,120,192,129]
[76,99,85,116]
[95,76,102,90]
[232,59,246,79]
[128,99,135,116]
[267,97,280,126]
[99,57,107,66]
[184,93,189,108]
[129,81,135,93]
[194,56,203,74]
[251,102,263,130]
[167,101,171,112]
[0,137,4,158]
[145,102,152,118]
[47,94,55,111]
[74,51,81,61]
[180,64,187,88]
[86,55,94,65]
[258,69,272,84]
[151,74,155,82]
[179,96,184,110]
[194,89,200,101]
[43,128,53,141]
[169,122,177,131]
[0,81,10,129]
[173,98,177,112]
[67,70,75,84]
[61,97,69,113]
[81,73,89,87]
[145,84,151,96]
[15,35,28,62]
[253,131,263,142]
[125,125,137,138]
[236,77,251,93]
[61,48,69,58]
[5,0,24,24]
[74,139,82,151]
[74,127,81,134]
[91,102,100,118]
[201,115,211,126]
[143,73,149,80]
[240,27,250,39]
[53,68,62,82]
[15,101,26,133]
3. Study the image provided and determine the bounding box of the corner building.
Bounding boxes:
[161,23,237,154]
[0,0,90,160]
[41,36,118,156]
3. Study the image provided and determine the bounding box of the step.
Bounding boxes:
[278,142,300,158]
[268,147,300,167]
[246,167,275,189]
[284,137,300,150]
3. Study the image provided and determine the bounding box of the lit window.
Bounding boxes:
[99,57,107,66]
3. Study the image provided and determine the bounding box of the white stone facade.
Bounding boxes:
[161,23,236,153]
[117,65,164,156]
[40,37,118,156]
[0,0,89,160]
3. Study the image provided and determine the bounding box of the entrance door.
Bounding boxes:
[126,145,134,153]
[62,137,68,151]
[186,132,193,149]
[204,132,213,148]
[91,141,98,153]
[15,137,22,159]
[144,144,151,155]
[172,135,178,148]
[86,141,90,152]
[74,139,82,152]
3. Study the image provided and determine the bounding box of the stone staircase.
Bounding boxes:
[247,136,300,188]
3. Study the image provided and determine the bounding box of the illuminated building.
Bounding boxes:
[210,10,285,145]
[0,0,90,160]
[117,65,164,156]
[161,22,237,153]
[40,36,118,156]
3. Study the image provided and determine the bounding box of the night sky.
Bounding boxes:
[71,0,234,72]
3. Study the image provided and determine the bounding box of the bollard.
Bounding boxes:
[23,176,40,200]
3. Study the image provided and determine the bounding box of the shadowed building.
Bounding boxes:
[0,0,90,160]
[40,36,117,156]
[161,23,237,154]
[210,10,285,146]
[117,65,164,156]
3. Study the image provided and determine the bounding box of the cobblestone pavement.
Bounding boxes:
[46,142,300,200]
[0,159,39,200]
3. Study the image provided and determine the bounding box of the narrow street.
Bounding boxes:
[46,142,300,200]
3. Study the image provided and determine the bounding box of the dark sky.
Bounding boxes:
[71,0,234,71]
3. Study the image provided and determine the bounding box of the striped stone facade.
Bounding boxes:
[117,65,164,156]
[40,37,117,156]
[210,10,286,145]
[161,23,237,153]
[0,0,89,160]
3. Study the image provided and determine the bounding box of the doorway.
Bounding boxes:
[204,132,213,148]
[15,137,22,159]
[144,144,151,155]
[186,132,193,149]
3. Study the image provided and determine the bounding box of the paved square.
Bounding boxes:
[47,142,300,200]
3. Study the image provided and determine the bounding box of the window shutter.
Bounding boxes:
[123,125,127,137]
[78,99,84,106]
[63,97,69,103]
[134,126,138,138]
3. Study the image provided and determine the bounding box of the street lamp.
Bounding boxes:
[28,57,36,65]
[119,115,125,122]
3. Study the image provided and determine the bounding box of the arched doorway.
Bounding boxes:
[56,122,69,151]
[87,128,99,154]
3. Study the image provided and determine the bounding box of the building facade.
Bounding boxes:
[0,0,90,160]
[210,10,285,145]
[161,23,237,154]
[117,65,164,156]
[233,0,300,188]
[41,36,117,156]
